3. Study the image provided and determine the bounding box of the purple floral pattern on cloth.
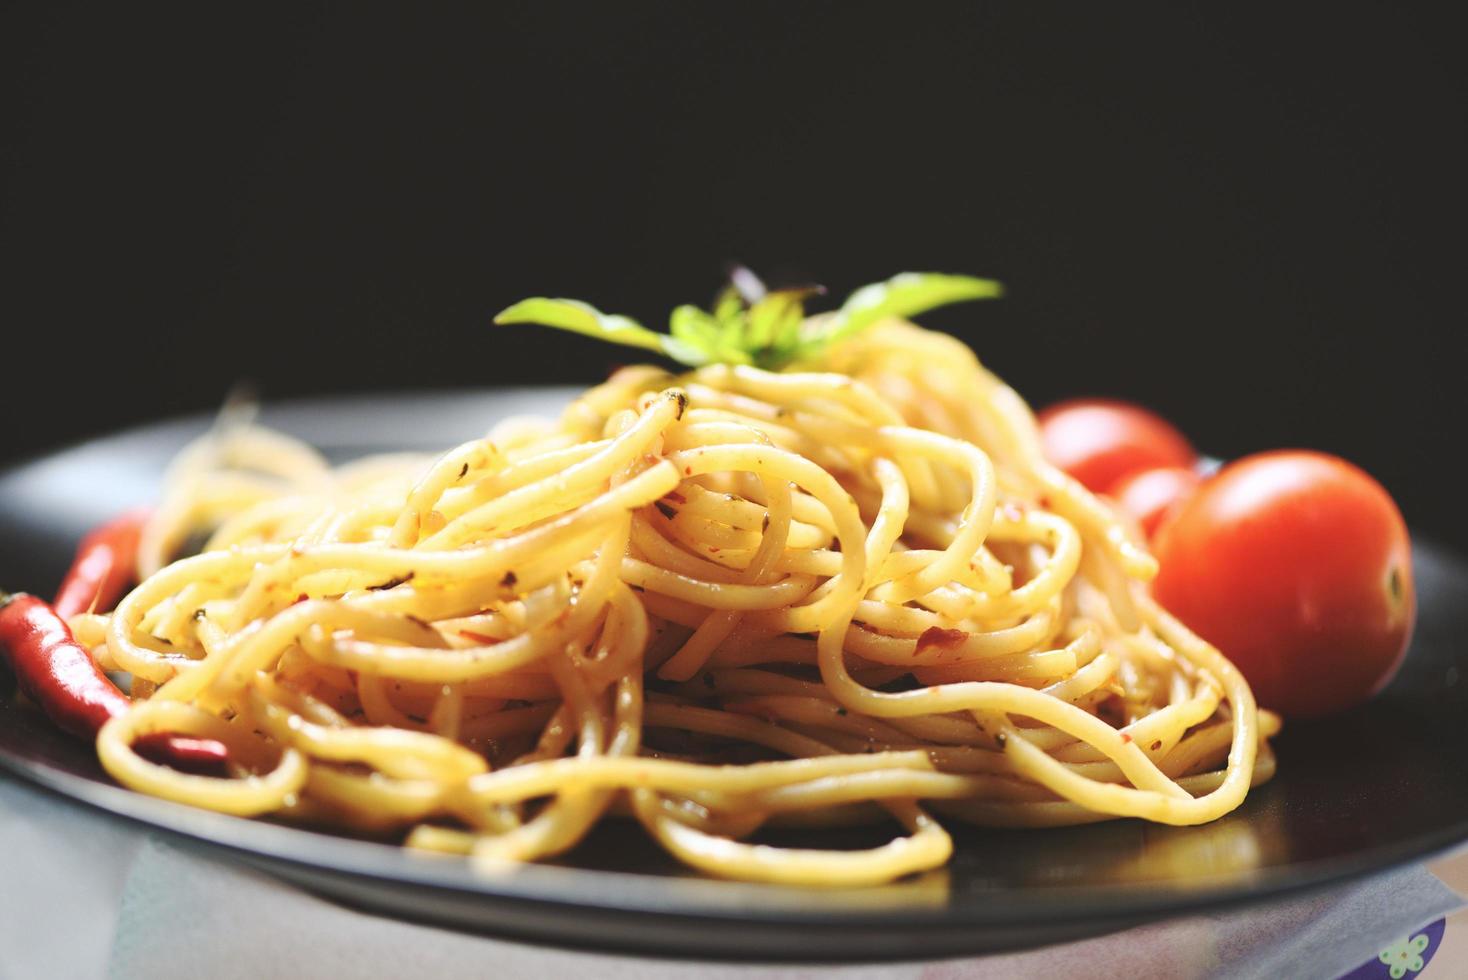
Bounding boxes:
[1338,918,1445,979]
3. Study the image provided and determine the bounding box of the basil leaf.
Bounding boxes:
[712,286,745,328]
[670,305,751,366]
[495,297,713,366]
[659,334,719,366]
[669,305,721,351]
[495,298,667,353]
[747,286,823,366]
[817,273,1004,346]
[495,270,1002,372]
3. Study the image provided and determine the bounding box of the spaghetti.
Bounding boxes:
[79,302,1276,886]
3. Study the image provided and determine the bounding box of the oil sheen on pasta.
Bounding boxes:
[78,319,1277,886]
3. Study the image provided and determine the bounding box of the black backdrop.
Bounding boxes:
[1,4,1462,549]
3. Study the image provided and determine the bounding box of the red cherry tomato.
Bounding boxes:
[1111,466,1203,539]
[1037,399,1196,493]
[1152,450,1414,719]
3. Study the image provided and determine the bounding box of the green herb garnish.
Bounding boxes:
[493,270,1002,371]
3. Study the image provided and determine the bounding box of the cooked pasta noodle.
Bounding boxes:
[89,317,1277,885]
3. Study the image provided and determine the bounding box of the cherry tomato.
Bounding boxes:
[1152,450,1414,719]
[1111,465,1203,539]
[1037,399,1196,493]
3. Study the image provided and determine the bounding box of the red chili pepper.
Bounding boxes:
[53,508,152,621]
[0,591,228,772]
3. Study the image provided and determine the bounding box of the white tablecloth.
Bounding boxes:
[0,777,1459,980]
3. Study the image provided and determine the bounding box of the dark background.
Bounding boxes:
[1,4,1462,549]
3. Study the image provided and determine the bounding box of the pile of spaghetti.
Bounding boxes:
[78,275,1278,885]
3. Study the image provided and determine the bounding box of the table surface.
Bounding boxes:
[1392,852,1468,979]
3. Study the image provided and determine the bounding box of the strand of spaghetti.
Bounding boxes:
[139,425,331,577]
[847,329,1154,583]
[695,364,946,510]
[938,751,1280,829]
[632,791,951,886]
[205,495,324,553]
[662,481,825,541]
[766,419,998,603]
[742,604,1058,666]
[899,509,1082,622]
[815,610,1192,801]
[300,604,596,684]
[356,671,432,732]
[1049,686,1222,764]
[471,516,640,864]
[642,701,839,759]
[106,546,289,682]
[471,645,610,863]
[143,466,672,695]
[657,472,793,681]
[430,683,467,741]
[912,626,1099,684]
[456,751,933,804]
[247,681,486,781]
[306,767,445,826]
[421,389,684,550]
[1142,592,1260,803]
[698,769,1004,813]
[619,560,817,610]
[97,699,307,816]
[442,439,609,518]
[388,436,503,547]
[184,461,677,601]
[662,442,868,628]
[474,668,643,865]
[629,516,744,583]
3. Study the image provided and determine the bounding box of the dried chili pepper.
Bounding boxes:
[0,591,227,771]
[53,508,151,620]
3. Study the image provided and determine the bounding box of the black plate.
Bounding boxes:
[3,390,1467,962]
